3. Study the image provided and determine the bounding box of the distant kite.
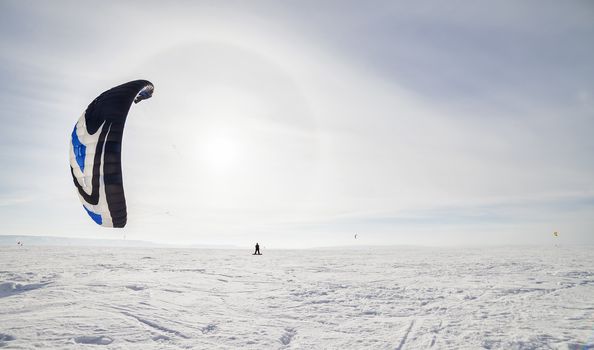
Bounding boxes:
[553,231,559,237]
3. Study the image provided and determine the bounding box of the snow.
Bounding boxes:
[0,246,593,349]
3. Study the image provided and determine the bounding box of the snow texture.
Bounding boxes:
[0,246,593,349]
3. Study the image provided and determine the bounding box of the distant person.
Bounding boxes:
[253,243,261,255]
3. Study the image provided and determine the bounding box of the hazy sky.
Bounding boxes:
[1,1,593,247]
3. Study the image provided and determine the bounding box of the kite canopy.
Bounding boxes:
[69,80,154,228]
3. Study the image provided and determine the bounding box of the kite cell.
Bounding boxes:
[69,80,154,227]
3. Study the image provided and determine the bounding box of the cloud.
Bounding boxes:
[0,1,593,246]
[0,195,35,207]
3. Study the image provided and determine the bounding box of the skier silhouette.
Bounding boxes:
[253,242,261,255]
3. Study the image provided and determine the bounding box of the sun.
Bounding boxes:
[201,128,241,173]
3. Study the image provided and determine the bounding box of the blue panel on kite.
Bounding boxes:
[71,127,86,172]
[83,205,102,225]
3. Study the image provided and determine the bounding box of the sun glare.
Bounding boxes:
[201,129,240,172]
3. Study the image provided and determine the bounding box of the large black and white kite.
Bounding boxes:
[69,80,154,227]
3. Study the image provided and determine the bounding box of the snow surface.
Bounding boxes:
[0,246,593,349]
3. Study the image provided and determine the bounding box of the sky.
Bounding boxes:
[0,1,593,248]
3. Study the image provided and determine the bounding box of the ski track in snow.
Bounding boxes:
[395,320,414,350]
[0,246,593,349]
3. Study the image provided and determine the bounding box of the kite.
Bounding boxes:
[69,80,154,227]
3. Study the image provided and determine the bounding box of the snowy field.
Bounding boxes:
[0,246,593,349]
